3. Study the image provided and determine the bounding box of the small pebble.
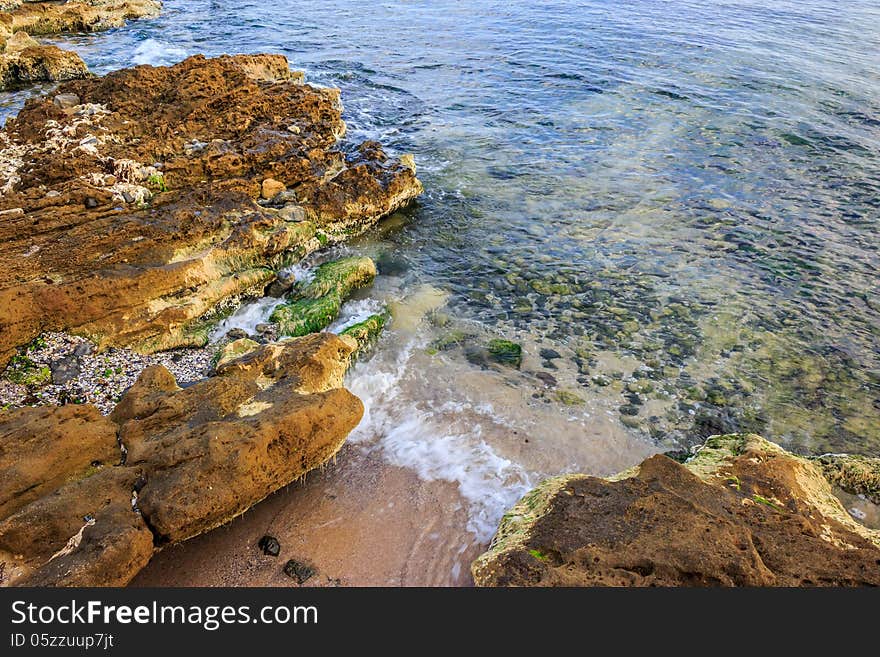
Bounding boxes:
[258,535,281,557]
[283,559,316,585]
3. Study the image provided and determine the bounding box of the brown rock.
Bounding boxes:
[0,43,89,90]
[473,434,880,587]
[261,177,286,200]
[0,467,154,587]
[0,404,120,520]
[0,54,423,367]
[5,1,161,36]
[117,333,362,542]
[2,31,39,52]
[0,333,363,586]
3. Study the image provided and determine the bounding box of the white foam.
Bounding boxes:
[210,297,285,342]
[131,39,189,67]
[347,337,532,540]
[328,298,387,334]
[279,262,317,287]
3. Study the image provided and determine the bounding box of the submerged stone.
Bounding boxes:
[487,339,522,368]
[271,257,377,337]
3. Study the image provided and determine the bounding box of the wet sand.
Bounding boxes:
[133,445,482,587]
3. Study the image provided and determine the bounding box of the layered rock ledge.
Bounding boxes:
[1,1,161,35]
[1,1,161,90]
[0,333,362,586]
[0,53,423,367]
[473,434,880,586]
[0,52,421,586]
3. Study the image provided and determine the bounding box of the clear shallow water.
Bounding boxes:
[4,1,880,538]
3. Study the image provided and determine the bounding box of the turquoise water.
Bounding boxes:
[3,2,879,469]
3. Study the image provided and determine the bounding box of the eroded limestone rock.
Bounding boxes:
[0,333,362,586]
[0,54,422,367]
[473,434,880,587]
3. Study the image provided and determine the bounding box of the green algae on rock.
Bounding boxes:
[813,454,880,506]
[271,257,377,337]
[340,312,389,356]
[487,339,522,368]
[473,433,880,587]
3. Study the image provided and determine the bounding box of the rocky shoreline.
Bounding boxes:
[472,434,880,586]
[0,44,422,585]
[1,1,161,90]
[2,3,878,590]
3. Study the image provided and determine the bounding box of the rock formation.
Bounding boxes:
[0,1,162,90]
[473,434,880,586]
[0,53,423,368]
[0,333,362,586]
[0,23,89,90]
[0,51,420,587]
[1,1,161,35]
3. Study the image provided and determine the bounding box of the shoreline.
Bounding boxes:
[1,1,879,589]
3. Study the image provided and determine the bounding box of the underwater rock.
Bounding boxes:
[271,257,377,337]
[0,54,422,368]
[487,339,522,369]
[473,434,880,587]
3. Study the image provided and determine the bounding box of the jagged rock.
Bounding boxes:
[0,334,362,585]
[0,54,422,368]
[272,257,377,337]
[0,41,89,91]
[473,434,880,587]
[3,1,161,36]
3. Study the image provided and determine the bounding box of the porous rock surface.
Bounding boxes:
[0,332,362,586]
[0,53,423,368]
[473,434,880,586]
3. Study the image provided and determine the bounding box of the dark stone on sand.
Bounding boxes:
[283,559,316,584]
[258,535,281,557]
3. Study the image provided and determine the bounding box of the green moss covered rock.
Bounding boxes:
[271,257,377,337]
[340,312,388,356]
[487,339,522,368]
